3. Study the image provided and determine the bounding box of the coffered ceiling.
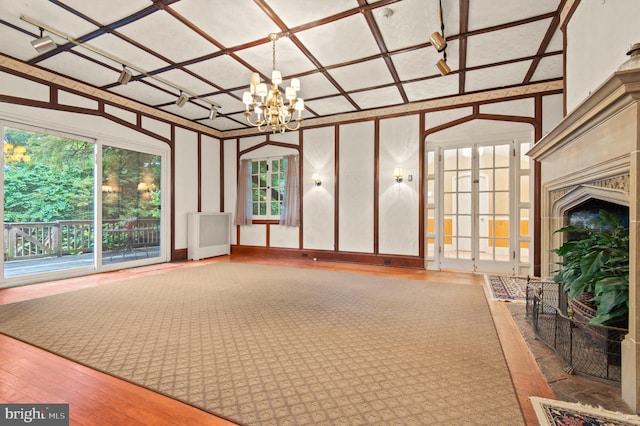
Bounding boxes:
[0,0,563,133]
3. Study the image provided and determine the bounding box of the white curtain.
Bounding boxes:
[234,159,252,225]
[280,155,300,227]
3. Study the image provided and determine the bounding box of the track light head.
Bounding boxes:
[430,32,447,52]
[436,58,451,76]
[175,92,189,107]
[208,107,218,121]
[31,29,56,54]
[118,67,132,85]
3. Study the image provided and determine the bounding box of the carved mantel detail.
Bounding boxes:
[550,174,630,206]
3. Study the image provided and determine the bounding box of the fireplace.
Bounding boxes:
[528,66,640,411]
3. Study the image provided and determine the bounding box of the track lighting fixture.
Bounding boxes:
[117,66,132,85]
[175,91,189,107]
[30,27,56,54]
[436,58,451,76]
[433,0,450,76]
[20,15,222,116]
[430,32,447,52]
[208,107,218,121]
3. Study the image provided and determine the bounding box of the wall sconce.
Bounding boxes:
[311,173,322,186]
[392,167,403,183]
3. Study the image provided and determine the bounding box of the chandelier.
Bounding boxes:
[242,34,304,133]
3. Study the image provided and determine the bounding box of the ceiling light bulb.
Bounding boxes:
[271,70,282,85]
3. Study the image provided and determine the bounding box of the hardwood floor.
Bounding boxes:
[0,256,552,425]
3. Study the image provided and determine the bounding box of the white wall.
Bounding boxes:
[339,122,375,253]
[379,115,420,256]
[174,127,198,249]
[303,127,335,251]
[201,135,220,212]
[566,0,640,112]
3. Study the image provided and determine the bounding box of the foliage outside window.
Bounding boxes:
[250,157,286,219]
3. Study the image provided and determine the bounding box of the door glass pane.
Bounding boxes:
[102,147,161,265]
[494,169,509,191]
[520,176,529,203]
[3,126,94,278]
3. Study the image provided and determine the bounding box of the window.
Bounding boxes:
[250,157,287,219]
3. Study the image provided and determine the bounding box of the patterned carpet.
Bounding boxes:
[0,263,524,425]
[531,397,640,425]
[484,274,532,302]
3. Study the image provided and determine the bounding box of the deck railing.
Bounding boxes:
[4,219,161,261]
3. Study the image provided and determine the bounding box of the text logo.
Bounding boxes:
[1,404,68,425]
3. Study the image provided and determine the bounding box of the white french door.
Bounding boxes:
[427,139,532,274]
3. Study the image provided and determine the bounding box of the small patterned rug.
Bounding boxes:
[484,274,530,302]
[531,397,640,425]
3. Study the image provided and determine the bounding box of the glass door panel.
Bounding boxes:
[101,146,161,265]
[441,148,473,269]
[2,125,95,281]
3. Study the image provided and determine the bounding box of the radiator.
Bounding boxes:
[187,212,232,260]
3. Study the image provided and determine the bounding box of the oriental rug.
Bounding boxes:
[484,274,546,302]
[0,262,524,425]
[531,397,640,426]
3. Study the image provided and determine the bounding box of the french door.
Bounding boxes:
[427,139,532,274]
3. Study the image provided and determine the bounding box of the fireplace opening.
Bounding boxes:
[567,198,628,235]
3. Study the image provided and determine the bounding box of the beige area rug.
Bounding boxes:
[0,263,523,425]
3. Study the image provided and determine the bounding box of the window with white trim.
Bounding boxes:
[250,156,287,219]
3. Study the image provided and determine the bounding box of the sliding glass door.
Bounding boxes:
[101,146,162,265]
[2,122,168,286]
[2,125,95,280]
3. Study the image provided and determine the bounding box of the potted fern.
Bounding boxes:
[552,209,629,327]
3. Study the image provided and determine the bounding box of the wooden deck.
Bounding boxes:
[3,247,161,279]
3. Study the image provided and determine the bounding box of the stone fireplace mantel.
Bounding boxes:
[528,67,640,412]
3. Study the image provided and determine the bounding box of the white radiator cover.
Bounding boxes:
[187,212,232,260]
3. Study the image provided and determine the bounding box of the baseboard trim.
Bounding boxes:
[230,245,425,269]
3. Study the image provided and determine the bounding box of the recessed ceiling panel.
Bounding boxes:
[153,69,216,97]
[296,14,380,66]
[81,33,170,73]
[328,58,393,92]
[292,73,339,100]
[108,80,177,107]
[161,101,209,120]
[116,12,218,64]
[392,48,439,81]
[305,96,357,116]
[403,74,458,102]
[38,52,121,87]
[171,0,279,48]
[1,0,97,41]
[268,0,355,28]
[185,55,253,91]
[530,55,563,82]
[59,0,151,26]
[466,19,552,68]
[350,86,404,110]
[465,61,532,93]
[468,0,559,31]
[235,36,316,78]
